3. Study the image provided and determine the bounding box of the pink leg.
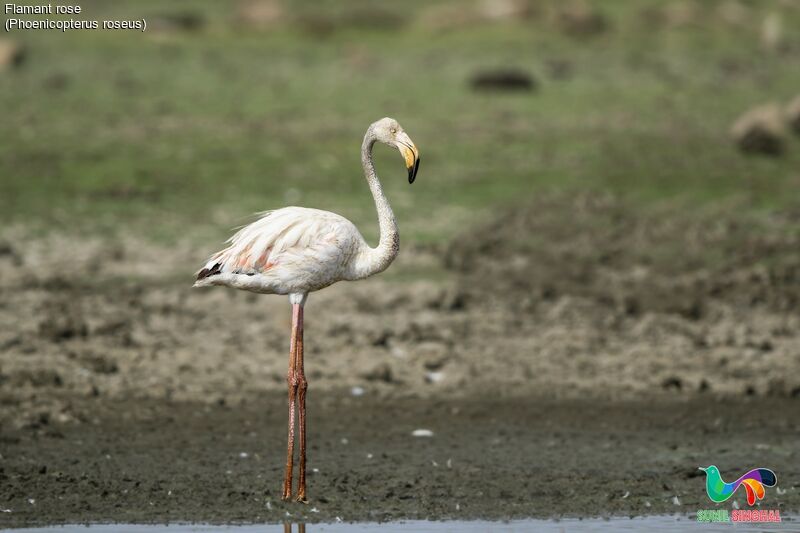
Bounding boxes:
[281,303,302,501]
[294,305,308,502]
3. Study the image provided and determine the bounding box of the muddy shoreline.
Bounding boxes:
[2,394,799,527]
[2,196,800,527]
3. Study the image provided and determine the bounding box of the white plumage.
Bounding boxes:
[194,207,364,294]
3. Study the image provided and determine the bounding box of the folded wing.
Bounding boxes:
[197,207,359,290]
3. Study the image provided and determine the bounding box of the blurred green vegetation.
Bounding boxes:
[2,0,800,245]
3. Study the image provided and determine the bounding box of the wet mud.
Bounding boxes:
[1,395,799,526]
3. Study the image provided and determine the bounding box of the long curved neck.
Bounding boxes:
[353,131,399,278]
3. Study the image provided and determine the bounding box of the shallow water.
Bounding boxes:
[5,516,795,533]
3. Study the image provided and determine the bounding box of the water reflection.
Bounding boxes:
[4,516,796,532]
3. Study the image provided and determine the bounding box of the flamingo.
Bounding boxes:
[193,117,420,502]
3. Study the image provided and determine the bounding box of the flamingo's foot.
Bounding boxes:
[281,481,293,501]
[295,490,308,504]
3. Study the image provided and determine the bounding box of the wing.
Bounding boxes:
[197,207,360,288]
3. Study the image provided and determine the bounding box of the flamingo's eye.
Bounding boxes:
[390,128,397,134]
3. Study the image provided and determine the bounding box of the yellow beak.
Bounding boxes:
[397,133,420,184]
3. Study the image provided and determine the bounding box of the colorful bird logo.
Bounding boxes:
[699,465,777,506]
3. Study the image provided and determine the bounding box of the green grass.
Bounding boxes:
[2,0,800,245]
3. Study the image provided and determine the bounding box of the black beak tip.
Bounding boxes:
[408,157,420,184]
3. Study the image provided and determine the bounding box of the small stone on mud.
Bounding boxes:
[369,329,392,347]
[441,288,468,311]
[785,95,800,135]
[730,103,786,156]
[470,69,536,92]
[361,362,394,383]
[236,0,283,30]
[350,386,365,397]
[556,1,609,37]
[83,355,119,375]
[761,12,783,51]
[411,429,434,437]
[151,12,206,32]
[0,240,21,263]
[425,371,445,384]
[477,0,534,22]
[39,312,88,342]
[0,39,26,70]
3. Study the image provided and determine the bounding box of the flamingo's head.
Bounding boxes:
[370,117,421,184]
